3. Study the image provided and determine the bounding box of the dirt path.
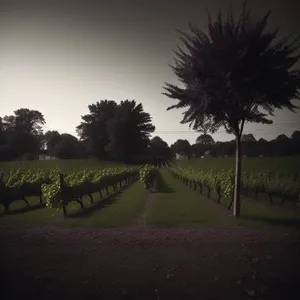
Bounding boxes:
[1,225,299,300]
[137,182,157,227]
[136,191,151,226]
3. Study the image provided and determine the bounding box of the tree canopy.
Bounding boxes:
[0,109,45,160]
[162,2,300,216]
[241,133,256,142]
[196,133,215,145]
[77,100,156,163]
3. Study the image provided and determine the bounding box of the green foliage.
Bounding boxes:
[0,168,54,211]
[77,100,155,161]
[170,165,300,204]
[42,167,140,210]
[242,170,300,200]
[177,157,300,176]
[0,166,140,213]
[139,165,159,191]
[170,167,235,201]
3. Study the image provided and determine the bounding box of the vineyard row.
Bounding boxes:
[0,167,140,217]
[169,167,300,208]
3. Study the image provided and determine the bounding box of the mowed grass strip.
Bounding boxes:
[175,177,300,229]
[0,180,146,227]
[177,156,300,174]
[215,190,300,228]
[145,169,232,227]
[0,159,127,173]
[64,180,146,227]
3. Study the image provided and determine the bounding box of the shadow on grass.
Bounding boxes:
[68,180,137,218]
[241,215,300,229]
[156,171,174,193]
[0,203,46,217]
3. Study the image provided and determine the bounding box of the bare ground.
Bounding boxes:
[0,225,299,300]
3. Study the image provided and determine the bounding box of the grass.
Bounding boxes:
[64,180,146,227]
[0,158,299,229]
[0,159,127,173]
[0,179,146,227]
[145,169,233,227]
[177,156,300,175]
[174,174,300,229]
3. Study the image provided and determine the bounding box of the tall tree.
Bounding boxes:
[77,100,118,159]
[170,139,192,157]
[53,133,85,159]
[291,130,300,155]
[44,130,61,153]
[291,130,300,141]
[105,100,155,162]
[162,3,300,216]
[148,136,174,166]
[2,108,45,158]
[241,134,256,142]
[275,134,289,142]
[196,133,215,145]
[3,108,45,135]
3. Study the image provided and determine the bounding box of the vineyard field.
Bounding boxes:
[0,179,146,227]
[0,159,126,173]
[176,156,300,175]
[0,158,299,228]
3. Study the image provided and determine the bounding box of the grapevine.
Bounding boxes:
[169,166,299,208]
[139,165,158,192]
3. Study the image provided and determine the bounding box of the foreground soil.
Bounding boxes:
[0,225,299,300]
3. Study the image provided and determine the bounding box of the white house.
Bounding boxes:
[38,154,56,160]
[204,149,212,156]
[175,153,188,160]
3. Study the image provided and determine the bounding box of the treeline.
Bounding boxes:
[0,105,298,163]
[171,133,300,158]
[0,101,173,164]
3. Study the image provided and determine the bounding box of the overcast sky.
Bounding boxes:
[0,0,299,145]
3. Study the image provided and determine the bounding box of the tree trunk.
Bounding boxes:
[207,186,211,198]
[88,194,93,204]
[198,182,202,194]
[62,203,67,219]
[217,187,221,203]
[23,196,30,208]
[233,135,242,217]
[78,199,84,209]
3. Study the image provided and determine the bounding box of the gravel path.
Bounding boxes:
[1,225,299,300]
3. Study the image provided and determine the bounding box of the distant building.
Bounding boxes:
[204,149,212,157]
[38,154,56,160]
[175,152,188,160]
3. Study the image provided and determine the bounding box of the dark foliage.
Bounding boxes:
[162,2,300,216]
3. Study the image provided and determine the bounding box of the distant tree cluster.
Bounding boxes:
[43,131,86,159]
[0,109,88,161]
[170,131,300,158]
[1,107,298,163]
[0,101,173,165]
[0,109,46,161]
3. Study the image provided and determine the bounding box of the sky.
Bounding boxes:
[0,0,300,146]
